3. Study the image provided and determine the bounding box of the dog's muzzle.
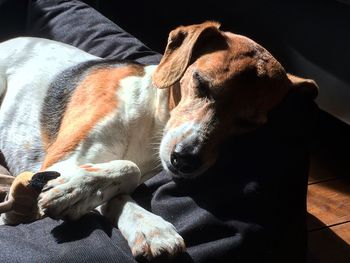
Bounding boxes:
[160,122,216,178]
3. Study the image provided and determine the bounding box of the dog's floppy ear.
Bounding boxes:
[287,73,319,100]
[152,21,222,89]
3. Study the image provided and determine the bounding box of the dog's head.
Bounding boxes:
[152,21,318,178]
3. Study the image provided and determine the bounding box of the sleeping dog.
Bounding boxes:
[0,21,318,259]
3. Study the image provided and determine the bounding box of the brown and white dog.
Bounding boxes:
[0,22,318,259]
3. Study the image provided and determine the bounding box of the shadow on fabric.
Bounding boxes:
[51,212,113,243]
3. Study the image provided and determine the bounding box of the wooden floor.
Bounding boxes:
[307,112,350,262]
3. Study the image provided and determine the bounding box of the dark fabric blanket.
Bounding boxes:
[0,1,319,262]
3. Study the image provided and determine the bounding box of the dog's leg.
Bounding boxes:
[101,195,186,260]
[38,160,140,220]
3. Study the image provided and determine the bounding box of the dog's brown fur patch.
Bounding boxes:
[41,65,144,170]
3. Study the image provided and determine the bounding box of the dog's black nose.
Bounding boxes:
[170,145,201,174]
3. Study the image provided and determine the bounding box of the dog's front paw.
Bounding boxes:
[121,210,186,260]
[37,175,96,220]
[38,161,140,221]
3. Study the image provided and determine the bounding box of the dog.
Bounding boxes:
[0,21,318,259]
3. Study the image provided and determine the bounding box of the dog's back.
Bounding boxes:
[0,37,96,175]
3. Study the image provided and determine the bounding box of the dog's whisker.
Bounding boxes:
[151,152,160,158]
[149,143,160,146]
[151,161,163,172]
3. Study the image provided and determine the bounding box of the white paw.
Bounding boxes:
[38,161,140,220]
[38,173,108,220]
[122,210,186,260]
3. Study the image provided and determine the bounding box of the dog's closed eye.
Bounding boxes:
[193,71,213,99]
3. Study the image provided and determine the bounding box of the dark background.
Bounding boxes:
[83,0,350,85]
[1,0,350,85]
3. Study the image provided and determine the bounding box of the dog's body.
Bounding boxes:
[0,38,163,177]
[0,37,180,258]
[0,22,318,259]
